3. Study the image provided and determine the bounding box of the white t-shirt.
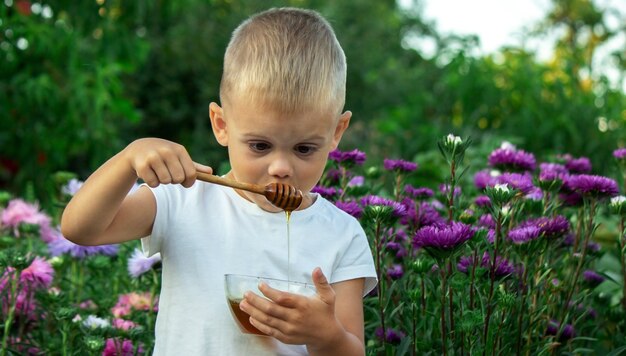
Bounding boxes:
[142,182,377,355]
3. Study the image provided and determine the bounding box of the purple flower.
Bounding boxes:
[540,162,568,176]
[495,172,535,194]
[477,214,495,229]
[474,195,492,208]
[614,148,626,160]
[127,249,161,278]
[383,159,418,172]
[457,252,514,278]
[311,185,342,199]
[524,187,544,201]
[582,270,605,287]
[457,256,473,273]
[439,184,461,197]
[384,229,408,258]
[386,264,404,280]
[508,226,541,244]
[481,252,515,278]
[413,222,475,251]
[328,149,366,166]
[360,195,407,218]
[567,174,619,198]
[404,185,434,200]
[486,229,496,243]
[565,156,592,173]
[48,236,119,259]
[474,169,499,190]
[400,200,445,228]
[347,176,364,187]
[488,147,536,171]
[534,216,570,238]
[375,327,405,344]
[517,216,570,239]
[324,169,343,184]
[546,320,575,341]
[334,201,363,219]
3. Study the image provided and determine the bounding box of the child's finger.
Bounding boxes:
[257,283,299,309]
[194,162,213,174]
[311,267,335,305]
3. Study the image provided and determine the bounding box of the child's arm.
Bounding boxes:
[240,267,367,355]
[61,138,210,246]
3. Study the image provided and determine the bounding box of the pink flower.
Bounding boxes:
[112,318,138,331]
[20,257,54,289]
[1,199,52,239]
[111,292,158,318]
[102,338,143,356]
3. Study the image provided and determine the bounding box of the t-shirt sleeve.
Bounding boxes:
[330,220,378,296]
[140,184,168,257]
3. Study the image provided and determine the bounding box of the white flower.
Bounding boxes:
[501,205,511,216]
[610,195,626,207]
[489,170,502,178]
[82,315,110,329]
[494,184,510,193]
[446,134,462,146]
[500,141,516,150]
[62,179,84,196]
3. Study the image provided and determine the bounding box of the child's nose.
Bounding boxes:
[267,155,293,179]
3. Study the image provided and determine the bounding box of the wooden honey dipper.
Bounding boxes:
[196,172,303,212]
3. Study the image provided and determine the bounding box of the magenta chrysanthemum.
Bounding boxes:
[413,222,475,250]
[311,186,342,199]
[360,195,407,218]
[567,174,619,198]
[404,185,434,199]
[495,172,535,194]
[328,149,366,165]
[565,156,592,173]
[614,148,626,160]
[383,159,418,172]
[488,147,536,171]
[508,225,541,244]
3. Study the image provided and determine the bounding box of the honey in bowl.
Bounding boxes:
[228,299,265,335]
[224,274,316,335]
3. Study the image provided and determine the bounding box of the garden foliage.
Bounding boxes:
[1,138,625,355]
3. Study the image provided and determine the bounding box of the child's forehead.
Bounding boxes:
[224,93,339,120]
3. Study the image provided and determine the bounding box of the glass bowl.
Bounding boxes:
[224,274,316,335]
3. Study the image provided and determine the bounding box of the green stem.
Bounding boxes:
[440,262,448,356]
[1,272,18,356]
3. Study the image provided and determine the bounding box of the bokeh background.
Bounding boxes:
[2,0,625,207]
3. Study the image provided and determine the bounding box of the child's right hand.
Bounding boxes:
[123,138,213,188]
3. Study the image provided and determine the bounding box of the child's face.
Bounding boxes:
[209,99,351,212]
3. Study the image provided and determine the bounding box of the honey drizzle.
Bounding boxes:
[285,211,291,283]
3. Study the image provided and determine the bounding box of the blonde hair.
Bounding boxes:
[220,7,346,115]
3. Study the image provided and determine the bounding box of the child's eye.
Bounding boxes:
[295,145,317,155]
[249,142,271,152]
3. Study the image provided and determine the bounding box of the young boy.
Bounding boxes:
[61,7,377,355]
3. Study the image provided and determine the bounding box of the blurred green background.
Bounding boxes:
[2,0,625,207]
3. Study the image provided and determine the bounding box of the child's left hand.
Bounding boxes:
[239,267,343,347]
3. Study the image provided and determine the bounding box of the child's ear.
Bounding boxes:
[209,102,228,146]
[330,111,352,150]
